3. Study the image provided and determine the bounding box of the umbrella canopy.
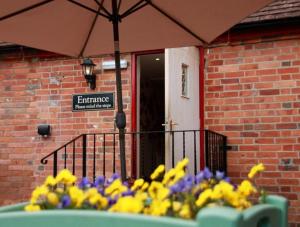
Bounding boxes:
[0,0,272,180]
[0,0,272,57]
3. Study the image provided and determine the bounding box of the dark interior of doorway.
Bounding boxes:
[139,53,165,180]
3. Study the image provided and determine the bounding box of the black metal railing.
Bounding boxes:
[205,130,227,174]
[40,129,227,181]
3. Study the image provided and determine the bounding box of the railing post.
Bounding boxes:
[193,130,197,175]
[103,134,106,176]
[82,134,87,178]
[93,134,96,182]
[205,130,209,169]
[223,135,228,174]
[171,131,175,168]
[72,141,75,175]
[64,146,67,168]
[53,151,57,177]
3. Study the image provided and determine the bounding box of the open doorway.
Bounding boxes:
[137,53,165,180]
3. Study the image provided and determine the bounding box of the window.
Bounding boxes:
[181,64,188,98]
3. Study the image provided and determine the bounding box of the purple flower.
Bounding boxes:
[98,188,105,195]
[79,177,90,189]
[94,176,105,187]
[203,167,213,179]
[170,175,194,193]
[57,195,71,208]
[170,182,184,193]
[216,171,225,180]
[195,167,212,183]
[182,175,194,191]
[224,177,231,183]
[122,190,134,196]
[108,197,117,206]
[195,172,204,184]
[106,173,120,185]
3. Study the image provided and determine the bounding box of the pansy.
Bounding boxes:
[94,176,105,187]
[25,158,265,220]
[79,177,90,189]
[44,176,57,187]
[47,192,59,206]
[150,164,165,180]
[248,163,265,179]
[109,196,143,213]
[106,173,120,186]
[60,195,71,208]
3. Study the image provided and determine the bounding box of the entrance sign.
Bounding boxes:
[73,93,114,111]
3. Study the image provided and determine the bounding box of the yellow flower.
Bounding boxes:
[55,169,77,185]
[150,164,165,180]
[131,178,144,191]
[135,191,148,201]
[141,182,149,191]
[44,176,57,187]
[109,196,143,213]
[168,169,185,186]
[105,179,127,198]
[172,201,182,212]
[162,168,176,185]
[248,163,265,179]
[31,185,49,203]
[225,191,240,208]
[47,192,59,206]
[175,158,189,171]
[68,186,84,207]
[145,199,171,216]
[148,181,169,200]
[238,180,257,197]
[84,188,108,209]
[55,187,64,194]
[211,185,223,200]
[86,188,98,197]
[199,181,209,190]
[179,204,192,219]
[196,189,212,207]
[211,181,234,200]
[237,198,252,210]
[25,204,41,212]
[89,193,108,209]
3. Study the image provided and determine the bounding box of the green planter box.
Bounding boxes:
[0,195,287,227]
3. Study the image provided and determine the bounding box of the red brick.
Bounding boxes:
[278,67,299,74]
[259,89,280,95]
[256,69,276,75]
[241,132,258,137]
[210,60,224,66]
[221,78,239,84]
[255,138,274,144]
[208,86,223,92]
[224,71,244,78]
[276,123,297,129]
[239,64,258,70]
[277,179,299,185]
[225,125,243,131]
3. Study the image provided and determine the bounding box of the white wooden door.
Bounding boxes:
[164,47,200,173]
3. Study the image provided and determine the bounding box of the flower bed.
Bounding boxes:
[0,159,288,227]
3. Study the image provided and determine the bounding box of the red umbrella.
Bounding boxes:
[0,0,272,180]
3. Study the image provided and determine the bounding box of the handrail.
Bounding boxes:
[40,129,228,179]
[40,134,83,164]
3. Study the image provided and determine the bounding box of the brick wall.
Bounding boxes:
[1,35,300,225]
[205,36,300,226]
[0,48,132,205]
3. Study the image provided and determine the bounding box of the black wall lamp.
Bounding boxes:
[81,58,96,90]
[37,124,51,137]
